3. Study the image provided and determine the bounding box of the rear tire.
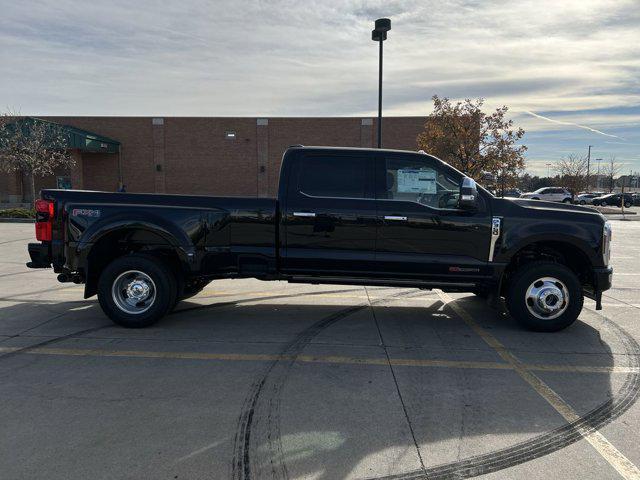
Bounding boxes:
[506,261,583,332]
[98,254,177,328]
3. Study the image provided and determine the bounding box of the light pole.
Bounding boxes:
[595,158,603,190]
[546,163,552,179]
[586,145,592,191]
[372,18,391,149]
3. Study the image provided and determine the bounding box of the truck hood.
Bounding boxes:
[499,197,606,220]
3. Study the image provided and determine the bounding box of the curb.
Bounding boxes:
[0,218,35,223]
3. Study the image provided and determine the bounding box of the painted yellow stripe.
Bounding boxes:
[0,346,636,374]
[436,290,640,480]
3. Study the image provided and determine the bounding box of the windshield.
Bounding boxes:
[534,187,546,193]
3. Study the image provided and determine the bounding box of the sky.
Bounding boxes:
[0,0,638,176]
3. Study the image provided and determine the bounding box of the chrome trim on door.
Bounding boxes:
[384,215,408,221]
[488,217,502,261]
[293,212,316,218]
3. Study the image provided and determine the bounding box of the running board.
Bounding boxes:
[287,276,476,289]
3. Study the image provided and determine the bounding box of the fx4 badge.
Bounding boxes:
[72,208,101,218]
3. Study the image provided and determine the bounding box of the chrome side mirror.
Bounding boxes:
[459,177,479,210]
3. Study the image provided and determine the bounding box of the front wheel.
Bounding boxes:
[505,262,583,332]
[562,198,571,203]
[98,254,177,328]
[601,201,607,207]
[579,200,586,205]
[624,201,632,208]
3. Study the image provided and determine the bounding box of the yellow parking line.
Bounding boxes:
[0,346,636,374]
[436,290,640,480]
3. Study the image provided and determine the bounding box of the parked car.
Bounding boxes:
[27,146,613,332]
[575,192,604,205]
[501,188,522,198]
[520,187,572,203]
[632,193,640,206]
[592,193,634,208]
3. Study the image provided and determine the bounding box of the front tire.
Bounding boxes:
[562,198,571,203]
[506,262,583,332]
[98,254,177,328]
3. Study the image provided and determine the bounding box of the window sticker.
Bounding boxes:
[396,168,437,194]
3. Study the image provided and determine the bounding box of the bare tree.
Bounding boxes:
[601,155,622,193]
[0,113,73,202]
[555,153,587,198]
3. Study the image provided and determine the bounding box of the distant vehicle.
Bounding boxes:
[575,192,604,205]
[632,193,640,206]
[520,187,572,203]
[592,193,634,208]
[501,188,522,198]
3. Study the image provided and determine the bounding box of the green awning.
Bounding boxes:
[2,117,120,154]
[62,124,120,153]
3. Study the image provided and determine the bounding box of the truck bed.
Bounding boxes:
[40,189,278,281]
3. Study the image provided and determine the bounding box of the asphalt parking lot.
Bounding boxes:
[1,219,639,480]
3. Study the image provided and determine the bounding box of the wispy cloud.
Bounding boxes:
[523,111,626,140]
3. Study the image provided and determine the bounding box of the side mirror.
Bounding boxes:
[458,177,479,210]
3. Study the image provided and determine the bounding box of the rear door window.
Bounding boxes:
[298,155,367,199]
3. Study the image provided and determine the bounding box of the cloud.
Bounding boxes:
[0,0,638,169]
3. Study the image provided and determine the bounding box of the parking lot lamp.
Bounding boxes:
[372,18,391,148]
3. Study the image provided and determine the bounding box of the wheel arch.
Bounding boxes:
[81,226,189,298]
[498,239,595,297]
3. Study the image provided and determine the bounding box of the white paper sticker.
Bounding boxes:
[396,168,437,194]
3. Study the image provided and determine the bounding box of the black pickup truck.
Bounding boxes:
[27,146,613,331]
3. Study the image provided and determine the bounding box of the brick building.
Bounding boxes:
[0,116,429,202]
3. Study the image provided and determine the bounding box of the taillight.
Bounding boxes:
[35,199,54,241]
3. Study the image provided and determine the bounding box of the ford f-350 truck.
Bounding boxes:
[27,146,613,331]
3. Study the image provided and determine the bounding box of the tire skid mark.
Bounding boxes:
[231,293,640,480]
[368,307,640,480]
[230,289,423,480]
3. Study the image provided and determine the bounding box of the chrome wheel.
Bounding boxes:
[111,270,156,314]
[525,277,569,320]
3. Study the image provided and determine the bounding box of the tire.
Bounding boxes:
[562,198,571,203]
[624,202,631,208]
[505,261,583,332]
[97,254,177,328]
[579,200,586,205]
[601,201,607,207]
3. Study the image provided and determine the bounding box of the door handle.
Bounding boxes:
[293,211,316,218]
[384,215,408,221]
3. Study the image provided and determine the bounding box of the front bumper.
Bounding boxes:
[26,242,51,268]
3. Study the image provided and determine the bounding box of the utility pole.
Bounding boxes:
[546,163,552,179]
[372,18,391,149]
[586,145,592,192]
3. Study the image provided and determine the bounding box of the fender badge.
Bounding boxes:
[449,266,480,273]
[72,208,100,218]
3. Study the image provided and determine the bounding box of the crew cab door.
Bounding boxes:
[374,153,492,280]
[280,151,377,275]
